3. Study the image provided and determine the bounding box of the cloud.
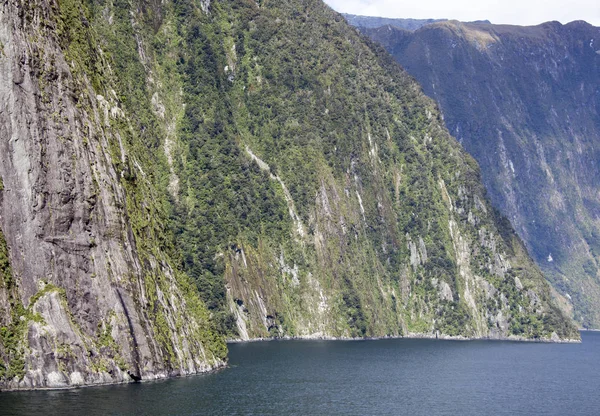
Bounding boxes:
[323,0,600,26]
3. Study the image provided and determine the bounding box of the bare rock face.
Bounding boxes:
[0,0,224,390]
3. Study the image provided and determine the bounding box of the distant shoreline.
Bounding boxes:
[227,332,582,344]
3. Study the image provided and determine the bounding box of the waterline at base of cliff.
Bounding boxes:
[1,331,598,415]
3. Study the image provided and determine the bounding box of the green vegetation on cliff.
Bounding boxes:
[64,0,228,363]
[0,230,25,381]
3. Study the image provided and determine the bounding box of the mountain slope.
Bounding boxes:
[155,0,576,342]
[360,20,600,327]
[0,0,578,390]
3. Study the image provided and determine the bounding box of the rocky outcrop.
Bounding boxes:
[359,19,600,328]
[0,0,225,390]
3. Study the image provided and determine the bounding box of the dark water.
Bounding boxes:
[2,331,600,415]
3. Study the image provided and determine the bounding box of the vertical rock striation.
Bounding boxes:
[0,0,225,390]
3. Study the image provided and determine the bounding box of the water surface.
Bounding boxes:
[2,331,599,415]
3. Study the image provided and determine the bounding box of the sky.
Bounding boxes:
[323,0,600,27]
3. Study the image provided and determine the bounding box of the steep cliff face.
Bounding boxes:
[149,0,576,342]
[0,0,225,390]
[360,20,600,327]
[0,0,579,390]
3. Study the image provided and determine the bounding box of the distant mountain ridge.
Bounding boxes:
[343,13,491,31]
[354,17,600,327]
[342,14,447,31]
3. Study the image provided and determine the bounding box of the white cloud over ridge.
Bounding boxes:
[323,0,600,27]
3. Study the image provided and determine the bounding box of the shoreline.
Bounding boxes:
[227,331,582,344]
[2,331,583,392]
[0,361,227,393]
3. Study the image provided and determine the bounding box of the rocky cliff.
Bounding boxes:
[359,20,600,328]
[0,0,579,390]
[0,0,225,390]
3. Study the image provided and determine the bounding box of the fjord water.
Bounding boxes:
[2,332,600,415]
